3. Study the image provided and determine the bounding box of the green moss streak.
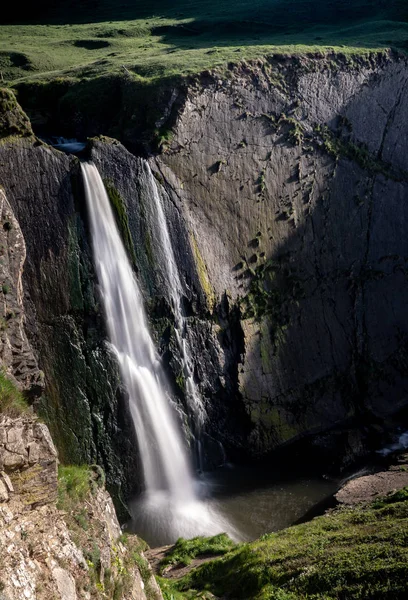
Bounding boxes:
[315,124,408,181]
[190,232,215,312]
[103,179,137,269]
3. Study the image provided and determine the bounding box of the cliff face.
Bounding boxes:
[0,127,138,502]
[0,188,43,397]
[0,113,161,596]
[2,51,408,490]
[152,51,408,464]
[0,416,160,600]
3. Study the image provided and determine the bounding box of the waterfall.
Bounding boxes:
[81,161,235,543]
[142,164,205,426]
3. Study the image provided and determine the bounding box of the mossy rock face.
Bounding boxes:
[0,88,33,140]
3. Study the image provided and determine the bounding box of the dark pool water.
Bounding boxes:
[127,464,339,546]
[200,464,338,540]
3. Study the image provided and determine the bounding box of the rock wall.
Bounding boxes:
[0,188,43,396]
[0,416,161,600]
[2,50,408,490]
[0,106,139,503]
[153,51,408,465]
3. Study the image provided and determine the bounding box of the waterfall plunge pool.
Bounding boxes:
[126,464,339,547]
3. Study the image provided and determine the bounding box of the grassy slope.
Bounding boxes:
[0,1,408,85]
[158,489,408,600]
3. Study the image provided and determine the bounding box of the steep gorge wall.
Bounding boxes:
[154,51,408,466]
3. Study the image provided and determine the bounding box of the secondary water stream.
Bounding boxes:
[81,161,236,543]
[142,164,205,426]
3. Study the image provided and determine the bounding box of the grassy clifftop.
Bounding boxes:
[0,0,407,85]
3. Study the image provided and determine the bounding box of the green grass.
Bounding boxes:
[159,533,236,574]
[57,464,106,512]
[57,464,93,510]
[0,87,33,138]
[0,371,28,416]
[161,488,408,600]
[0,1,407,87]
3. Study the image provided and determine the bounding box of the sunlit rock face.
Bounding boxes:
[0,188,44,396]
[0,416,158,600]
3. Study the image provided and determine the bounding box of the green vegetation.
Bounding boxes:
[315,124,408,181]
[239,256,303,356]
[57,466,157,600]
[0,87,33,139]
[113,534,160,600]
[103,178,138,269]
[57,464,94,510]
[161,488,408,599]
[0,371,28,416]
[1,1,407,88]
[159,533,236,574]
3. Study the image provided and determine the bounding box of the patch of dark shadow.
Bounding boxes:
[249,254,258,264]
[276,211,290,222]
[208,160,226,174]
[131,64,167,78]
[0,51,31,68]
[151,24,204,38]
[95,27,147,38]
[390,39,408,50]
[73,39,111,50]
[152,20,292,40]
[249,238,260,249]
[232,261,244,272]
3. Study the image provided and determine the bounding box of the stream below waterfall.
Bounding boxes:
[127,465,339,546]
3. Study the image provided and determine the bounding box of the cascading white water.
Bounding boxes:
[142,165,205,426]
[81,161,236,543]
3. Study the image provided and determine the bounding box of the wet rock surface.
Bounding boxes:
[336,454,408,505]
[0,132,139,503]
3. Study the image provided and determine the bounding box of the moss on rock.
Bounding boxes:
[103,178,138,269]
[190,232,215,312]
[0,88,33,140]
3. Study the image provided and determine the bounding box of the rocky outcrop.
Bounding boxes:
[0,416,57,507]
[0,88,33,140]
[0,416,161,600]
[0,188,44,396]
[336,453,408,505]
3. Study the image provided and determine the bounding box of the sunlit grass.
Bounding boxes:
[0,1,407,86]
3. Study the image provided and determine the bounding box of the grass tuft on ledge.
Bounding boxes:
[159,533,236,574]
[0,371,28,417]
